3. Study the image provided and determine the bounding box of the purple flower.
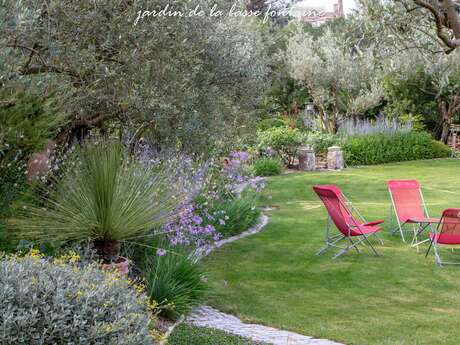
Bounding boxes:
[249,176,267,193]
[156,248,167,256]
[230,151,250,162]
[192,215,202,225]
[219,219,226,226]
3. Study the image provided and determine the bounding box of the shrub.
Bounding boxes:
[256,118,286,132]
[304,132,340,155]
[431,140,452,157]
[0,253,155,345]
[169,324,258,345]
[145,249,207,320]
[256,127,304,166]
[211,192,261,238]
[252,157,283,176]
[343,132,451,166]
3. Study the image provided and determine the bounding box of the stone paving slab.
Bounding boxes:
[187,306,344,345]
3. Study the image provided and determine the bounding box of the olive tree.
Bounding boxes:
[397,0,460,53]
[0,0,270,152]
[385,49,460,142]
[353,1,460,141]
[357,0,460,54]
[286,27,383,133]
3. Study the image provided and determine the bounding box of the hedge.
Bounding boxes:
[343,132,451,166]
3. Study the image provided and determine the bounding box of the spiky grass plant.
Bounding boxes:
[145,247,208,320]
[13,141,179,262]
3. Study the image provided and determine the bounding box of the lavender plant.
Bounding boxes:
[338,115,413,137]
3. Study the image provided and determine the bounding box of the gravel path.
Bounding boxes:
[187,306,344,345]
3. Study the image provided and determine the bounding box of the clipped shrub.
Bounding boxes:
[431,140,452,157]
[145,249,207,320]
[256,127,304,166]
[211,192,261,238]
[0,253,155,345]
[252,157,283,176]
[343,132,451,166]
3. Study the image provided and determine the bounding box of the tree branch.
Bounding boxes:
[412,0,460,52]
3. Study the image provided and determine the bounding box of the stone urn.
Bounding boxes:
[298,146,316,171]
[327,146,344,170]
[26,140,56,182]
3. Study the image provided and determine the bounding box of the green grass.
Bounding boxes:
[203,159,460,345]
[168,324,259,345]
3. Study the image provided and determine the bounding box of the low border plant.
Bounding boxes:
[0,252,155,344]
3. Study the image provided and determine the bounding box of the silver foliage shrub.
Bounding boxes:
[0,254,155,345]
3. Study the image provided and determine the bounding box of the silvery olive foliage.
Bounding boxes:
[0,254,155,345]
[0,0,270,151]
[286,27,383,133]
[356,0,460,54]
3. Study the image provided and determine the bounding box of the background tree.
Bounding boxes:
[286,27,383,133]
[353,1,460,141]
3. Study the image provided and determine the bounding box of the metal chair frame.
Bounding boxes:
[425,210,460,266]
[388,183,433,244]
[316,191,383,259]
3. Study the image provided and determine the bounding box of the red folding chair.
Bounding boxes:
[387,180,438,243]
[313,185,384,259]
[426,209,460,266]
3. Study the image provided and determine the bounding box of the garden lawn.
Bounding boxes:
[203,159,460,345]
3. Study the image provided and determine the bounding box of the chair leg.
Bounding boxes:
[316,235,345,256]
[348,238,361,253]
[433,244,442,267]
[360,234,380,257]
[425,240,433,258]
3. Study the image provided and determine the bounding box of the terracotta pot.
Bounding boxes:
[101,257,129,276]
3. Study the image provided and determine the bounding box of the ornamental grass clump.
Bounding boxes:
[0,253,155,345]
[145,248,208,320]
[13,141,179,263]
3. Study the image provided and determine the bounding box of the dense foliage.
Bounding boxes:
[0,253,155,345]
[0,91,65,250]
[287,27,383,133]
[1,0,269,152]
[256,126,304,166]
[343,132,451,166]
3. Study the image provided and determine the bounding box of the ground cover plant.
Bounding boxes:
[202,159,460,345]
[169,324,259,345]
